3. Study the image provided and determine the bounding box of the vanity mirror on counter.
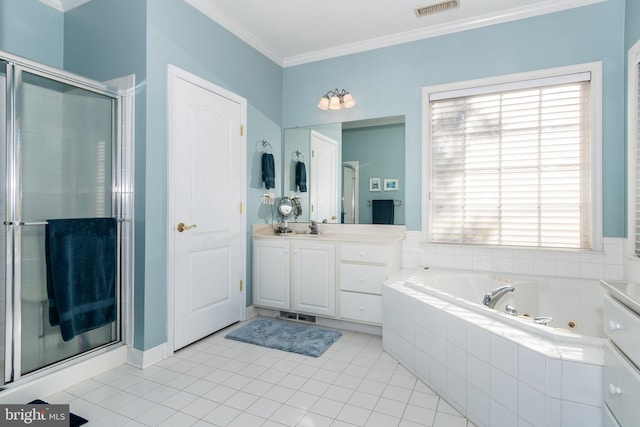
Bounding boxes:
[283,116,405,225]
[276,197,294,234]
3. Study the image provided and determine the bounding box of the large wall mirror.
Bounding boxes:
[283,116,405,225]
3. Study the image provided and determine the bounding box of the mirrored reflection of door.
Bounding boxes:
[342,162,358,224]
[310,130,338,223]
[16,70,117,375]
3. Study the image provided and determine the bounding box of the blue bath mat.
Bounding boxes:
[225,318,342,357]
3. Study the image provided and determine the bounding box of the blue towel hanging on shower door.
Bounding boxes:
[45,217,117,341]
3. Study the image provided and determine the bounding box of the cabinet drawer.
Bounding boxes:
[604,295,640,364]
[339,244,388,264]
[604,341,640,427]
[339,292,382,324]
[340,264,386,294]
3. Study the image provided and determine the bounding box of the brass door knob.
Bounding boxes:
[177,222,197,232]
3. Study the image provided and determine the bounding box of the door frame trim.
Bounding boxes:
[166,64,247,353]
[342,161,359,224]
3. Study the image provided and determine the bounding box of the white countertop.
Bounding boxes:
[252,223,406,244]
[601,279,640,315]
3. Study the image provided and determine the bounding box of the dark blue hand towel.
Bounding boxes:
[262,153,275,189]
[372,200,395,225]
[296,161,307,192]
[45,218,117,341]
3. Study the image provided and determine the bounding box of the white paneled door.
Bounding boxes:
[169,66,246,351]
[309,130,338,223]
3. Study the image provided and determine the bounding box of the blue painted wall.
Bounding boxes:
[145,0,282,349]
[284,0,627,237]
[63,0,151,350]
[0,0,64,68]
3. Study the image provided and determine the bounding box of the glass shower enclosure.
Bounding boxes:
[1,54,122,384]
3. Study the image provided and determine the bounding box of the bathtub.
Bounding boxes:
[382,268,604,427]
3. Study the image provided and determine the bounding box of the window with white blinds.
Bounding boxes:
[428,74,592,249]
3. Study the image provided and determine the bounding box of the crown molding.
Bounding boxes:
[283,0,606,67]
[41,0,606,67]
[39,0,91,12]
[185,0,284,66]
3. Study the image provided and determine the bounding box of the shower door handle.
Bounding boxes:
[177,222,197,232]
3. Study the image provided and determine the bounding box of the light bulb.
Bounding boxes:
[329,95,341,110]
[317,96,330,111]
[342,93,356,108]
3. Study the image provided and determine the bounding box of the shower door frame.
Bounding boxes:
[2,51,126,385]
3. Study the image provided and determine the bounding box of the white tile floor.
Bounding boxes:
[46,319,475,426]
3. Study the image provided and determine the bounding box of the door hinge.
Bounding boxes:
[312,149,315,157]
[239,202,244,214]
[240,280,243,292]
[240,125,244,136]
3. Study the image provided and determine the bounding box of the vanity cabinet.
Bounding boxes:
[337,242,402,324]
[253,238,334,316]
[252,225,404,326]
[601,282,640,427]
[252,238,290,310]
[292,240,335,317]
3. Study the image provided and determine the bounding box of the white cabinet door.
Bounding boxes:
[253,239,290,310]
[292,240,335,316]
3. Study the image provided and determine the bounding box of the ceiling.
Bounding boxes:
[44,0,604,67]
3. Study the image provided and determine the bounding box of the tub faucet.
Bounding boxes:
[533,316,553,326]
[482,285,515,309]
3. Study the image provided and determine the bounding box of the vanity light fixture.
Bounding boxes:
[317,89,356,111]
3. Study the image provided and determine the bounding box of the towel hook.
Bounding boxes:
[261,140,273,154]
[294,150,305,162]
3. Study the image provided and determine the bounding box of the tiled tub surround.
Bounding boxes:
[383,268,604,427]
[401,232,626,282]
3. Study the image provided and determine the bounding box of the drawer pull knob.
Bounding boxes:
[608,384,622,396]
[360,305,364,311]
[360,277,364,282]
[608,320,622,331]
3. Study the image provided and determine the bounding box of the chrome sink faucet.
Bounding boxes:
[309,220,319,234]
[482,285,515,309]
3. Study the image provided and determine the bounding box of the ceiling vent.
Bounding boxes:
[414,0,459,17]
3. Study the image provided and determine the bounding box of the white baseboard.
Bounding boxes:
[0,345,127,404]
[245,305,258,320]
[127,342,170,369]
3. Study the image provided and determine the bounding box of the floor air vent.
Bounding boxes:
[279,311,297,320]
[414,0,459,17]
[278,311,317,323]
[297,314,317,323]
